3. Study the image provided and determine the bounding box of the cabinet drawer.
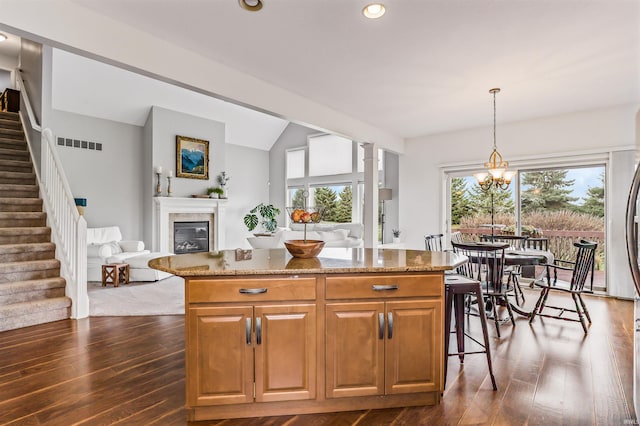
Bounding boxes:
[326,274,442,299]
[188,277,316,303]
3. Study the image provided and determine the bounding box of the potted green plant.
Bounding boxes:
[244,203,281,234]
[392,229,401,243]
[207,187,224,198]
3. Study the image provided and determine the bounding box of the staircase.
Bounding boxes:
[0,111,71,332]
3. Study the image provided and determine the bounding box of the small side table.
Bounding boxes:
[102,263,130,287]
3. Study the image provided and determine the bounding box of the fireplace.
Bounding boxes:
[153,197,226,253]
[174,221,209,254]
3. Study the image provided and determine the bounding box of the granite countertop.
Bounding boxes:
[148,247,467,277]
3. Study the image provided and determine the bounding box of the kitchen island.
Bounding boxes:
[149,247,466,421]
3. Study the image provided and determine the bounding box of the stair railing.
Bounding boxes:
[17,72,88,319]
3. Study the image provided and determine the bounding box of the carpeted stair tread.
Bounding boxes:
[0,118,22,129]
[0,297,71,332]
[0,242,55,255]
[0,183,39,198]
[0,226,50,235]
[0,111,19,121]
[0,277,66,296]
[0,277,65,305]
[0,147,29,160]
[0,242,56,263]
[0,170,36,186]
[0,160,32,173]
[0,128,24,140]
[0,138,27,148]
[0,198,42,212]
[0,258,60,273]
[0,211,46,227]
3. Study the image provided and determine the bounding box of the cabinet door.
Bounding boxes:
[385,300,442,394]
[254,304,317,403]
[187,306,254,406]
[325,302,385,398]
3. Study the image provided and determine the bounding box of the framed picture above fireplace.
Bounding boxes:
[176,135,209,180]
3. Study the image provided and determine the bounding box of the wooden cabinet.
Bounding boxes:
[185,272,444,421]
[326,300,441,398]
[186,277,316,408]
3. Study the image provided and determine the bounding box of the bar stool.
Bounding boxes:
[444,274,497,391]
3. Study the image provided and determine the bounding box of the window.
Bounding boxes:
[309,184,353,223]
[446,163,607,292]
[286,149,305,179]
[309,134,352,176]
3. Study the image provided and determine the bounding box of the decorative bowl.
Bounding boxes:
[286,256,322,269]
[284,239,325,258]
[286,207,325,225]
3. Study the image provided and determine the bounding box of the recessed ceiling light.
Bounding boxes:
[239,0,262,12]
[363,3,386,19]
[0,34,7,43]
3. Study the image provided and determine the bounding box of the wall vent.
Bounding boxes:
[57,137,103,151]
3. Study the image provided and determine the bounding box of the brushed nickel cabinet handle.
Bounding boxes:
[256,317,262,345]
[378,313,384,339]
[387,312,393,339]
[245,318,251,345]
[372,284,399,291]
[239,288,268,294]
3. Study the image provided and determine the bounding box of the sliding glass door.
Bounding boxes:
[447,164,606,291]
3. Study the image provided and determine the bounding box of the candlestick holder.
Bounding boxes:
[155,172,162,196]
[167,176,172,196]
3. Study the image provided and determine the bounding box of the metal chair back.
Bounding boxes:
[451,241,509,294]
[424,234,444,251]
[480,234,528,250]
[525,237,549,251]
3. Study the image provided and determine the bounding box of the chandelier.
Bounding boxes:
[474,88,515,191]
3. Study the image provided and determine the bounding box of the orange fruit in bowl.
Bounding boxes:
[291,209,304,222]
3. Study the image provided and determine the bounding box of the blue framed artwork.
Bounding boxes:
[176,135,209,180]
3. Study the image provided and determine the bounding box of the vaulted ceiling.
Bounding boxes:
[69,0,639,139]
[0,0,638,151]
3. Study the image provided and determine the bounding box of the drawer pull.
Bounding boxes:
[387,312,394,339]
[256,317,262,345]
[378,313,384,339]
[239,288,268,294]
[372,284,399,291]
[245,318,252,345]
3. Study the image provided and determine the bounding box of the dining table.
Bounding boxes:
[451,242,552,317]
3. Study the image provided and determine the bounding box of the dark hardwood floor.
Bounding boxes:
[0,289,636,425]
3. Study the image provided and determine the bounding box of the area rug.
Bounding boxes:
[88,275,184,316]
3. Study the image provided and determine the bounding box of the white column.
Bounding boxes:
[363,143,379,248]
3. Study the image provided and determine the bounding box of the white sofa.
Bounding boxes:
[87,226,172,282]
[247,223,363,249]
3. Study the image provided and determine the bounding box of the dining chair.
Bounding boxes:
[452,241,514,338]
[480,234,528,306]
[528,240,597,334]
[424,233,445,251]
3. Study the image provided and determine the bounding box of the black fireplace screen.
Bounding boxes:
[174,221,209,254]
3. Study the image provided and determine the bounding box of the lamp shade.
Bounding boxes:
[379,188,393,201]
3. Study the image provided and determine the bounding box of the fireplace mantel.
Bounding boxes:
[153,197,226,253]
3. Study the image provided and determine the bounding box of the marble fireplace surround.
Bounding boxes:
[153,197,226,253]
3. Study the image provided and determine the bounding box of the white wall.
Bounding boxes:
[227,144,270,249]
[0,69,11,92]
[49,110,145,240]
[401,104,639,297]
